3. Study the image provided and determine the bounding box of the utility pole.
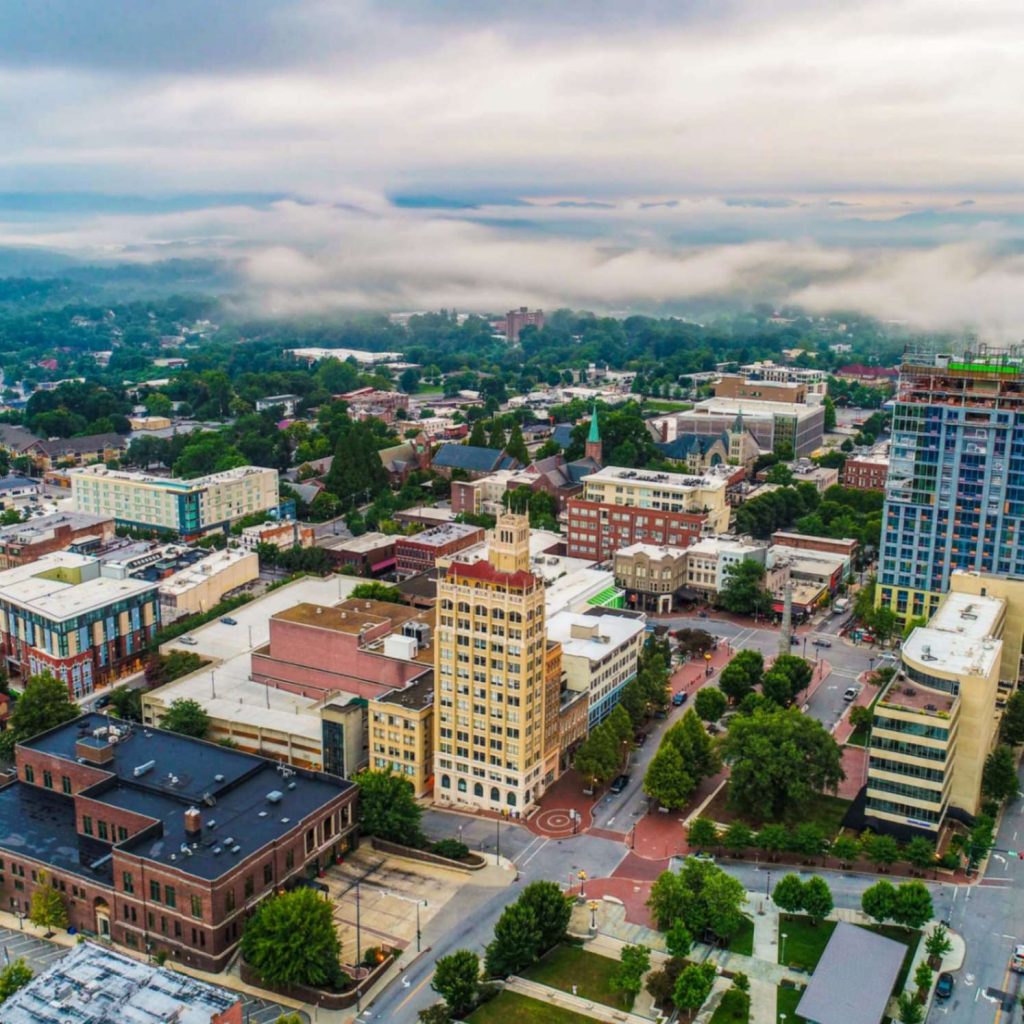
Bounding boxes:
[778,581,793,657]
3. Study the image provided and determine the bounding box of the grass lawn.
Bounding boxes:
[776,985,807,1024]
[415,384,445,395]
[643,399,694,412]
[522,944,629,1009]
[704,787,851,837]
[778,916,837,971]
[728,915,755,956]
[467,990,601,1024]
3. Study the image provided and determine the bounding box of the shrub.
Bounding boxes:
[432,839,470,860]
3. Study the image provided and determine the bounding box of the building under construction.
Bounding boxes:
[879,343,1024,623]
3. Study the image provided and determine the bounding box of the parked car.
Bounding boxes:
[843,686,860,702]
[812,638,832,648]
[790,635,799,645]
[609,774,630,794]
[634,733,647,747]
[672,691,688,706]
[220,616,238,626]
[179,635,198,646]
[935,973,954,1000]
[94,693,111,709]
[697,609,708,618]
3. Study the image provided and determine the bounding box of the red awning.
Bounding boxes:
[370,558,396,572]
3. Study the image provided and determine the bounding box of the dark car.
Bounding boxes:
[936,973,954,1000]
[94,693,111,709]
[609,774,630,794]
[697,610,709,618]
[672,691,687,706]
[790,635,799,645]
[220,616,239,626]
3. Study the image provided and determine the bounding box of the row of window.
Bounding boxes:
[439,775,518,804]
[23,764,73,795]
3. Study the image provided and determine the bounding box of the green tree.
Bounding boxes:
[925,923,953,963]
[789,823,827,862]
[765,463,794,485]
[8,672,78,742]
[467,420,488,447]
[506,423,529,465]
[723,707,844,820]
[161,698,210,739]
[967,813,996,865]
[869,606,897,643]
[830,835,860,867]
[801,876,833,926]
[108,686,143,722]
[432,950,480,1017]
[648,859,746,940]
[574,722,620,789]
[982,745,1019,803]
[893,881,934,930]
[354,769,424,847]
[611,944,651,1006]
[643,743,695,811]
[241,888,342,988]
[823,395,837,431]
[904,837,936,873]
[896,992,925,1024]
[761,668,796,707]
[673,962,716,1020]
[687,817,719,851]
[721,822,754,857]
[771,874,805,914]
[755,824,788,861]
[717,561,772,616]
[28,871,67,936]
[914,961,934,993]
[861,880,897,924]
[276,1015,305,1024]
[1001,691,1024,745]
[619,679,648,727]
[518,881,571,954]
[694,687,727,723]
[417,1005,452,1024]
[323,420,389,507]
[665,921,693,959]
[487,422,507,451]
[351,581,403,603]
[484,902,541,978]
[668,710,722,781]
[0,958,33,1001]
[848,704,873,732]
[865,833,901,872]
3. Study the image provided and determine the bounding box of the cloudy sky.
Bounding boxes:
[3,0,1024,330]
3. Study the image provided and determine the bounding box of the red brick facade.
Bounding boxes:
[841,456,889,491]
[395,525,484,576]
[566,498,708,561]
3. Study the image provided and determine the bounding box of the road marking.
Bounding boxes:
[520,838,548,870]
[395,970,434,1012]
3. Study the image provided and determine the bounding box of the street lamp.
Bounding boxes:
[781,932,788,964]
[379,891,429,952]
[588,900,600,931]
[578,870,588,899]
[765,870,772,898]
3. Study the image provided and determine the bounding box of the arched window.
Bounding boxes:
[458,602,470,613]
[490,787,500,802]
[475,605,488,617]
[507,792,517,807]
[457,778,467,793]
[441,774,451,789]
[473,782,483,797]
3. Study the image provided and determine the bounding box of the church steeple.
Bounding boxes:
[585,401,603,464]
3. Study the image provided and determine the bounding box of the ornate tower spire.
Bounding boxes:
[585,401,603,464]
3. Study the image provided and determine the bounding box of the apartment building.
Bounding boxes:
[0,551,160,695]
[866,589,1005,834]
[239,519,315,552]
[842,443,890,491]
[394,522,485,577]
[433,512,550,814]
[24,432,128,472]
[368,674,435,797]
[505,306,545,343]
[566,465,731,561]
[0,714,356,972]
[546,608,646,728]
[70,465,280,539]
[878,347,1024,624]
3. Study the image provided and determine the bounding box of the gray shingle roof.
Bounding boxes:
[795,922,905,1024]
[432,444,509,472]
[29,432,128,457]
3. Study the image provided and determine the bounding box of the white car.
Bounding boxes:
[179,636,198,647]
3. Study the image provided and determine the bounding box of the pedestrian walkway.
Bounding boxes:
[505,975,654,1024]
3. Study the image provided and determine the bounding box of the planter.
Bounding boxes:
[370,836,487,872]
[239,950,397,1009]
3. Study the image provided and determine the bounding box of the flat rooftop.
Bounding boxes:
[3,941,239,1024]
[545,567,615,618]
[689,396,823,418]
[902,626,1002,680]
[401,522,482,547]
[20,713,351,881]
[616,542,690,560]
[69,464,275,489]
[0,511,111,545]
[928,589,1004,639]
[547,608,646,662]
[158,547,255,596]
[688,537,766,557]
[879,677,956,715]
[322,531,393,554]
[374,673,435,711]
[274,598,425,634]
[581,465,729,491]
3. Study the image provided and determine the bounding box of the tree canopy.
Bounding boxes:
[354,769,425,847]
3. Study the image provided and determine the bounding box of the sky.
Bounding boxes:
[2,0,1024,331]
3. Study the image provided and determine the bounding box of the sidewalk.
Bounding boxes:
[506,976,654,1024]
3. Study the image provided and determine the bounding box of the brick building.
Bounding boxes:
[395,522,485,577]
[0,511,115,569]
[0,714,356,972]
[842,443,890,491]
[505,307,545,343]
[250,598,435,701]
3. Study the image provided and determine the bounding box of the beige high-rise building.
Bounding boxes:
[433,511,550,815]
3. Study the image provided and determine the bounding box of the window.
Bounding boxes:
[42,771,52,790]
[191,894,202,918]
[225,890,236,913]
[150,880,161,902]
[98,822,108,841]
[122,872,134,894]
[165,886,176,909]
[473,782,483,797]
[118,826,128,842]
[285,850,294,871]
[83,815,93,836]
[23,765,33,784]
[61,776,72,795]
[263,864,273,886]
[244,876,254,899]
[305,827,316,854]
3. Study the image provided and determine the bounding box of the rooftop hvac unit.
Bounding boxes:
[133,760,156,778]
